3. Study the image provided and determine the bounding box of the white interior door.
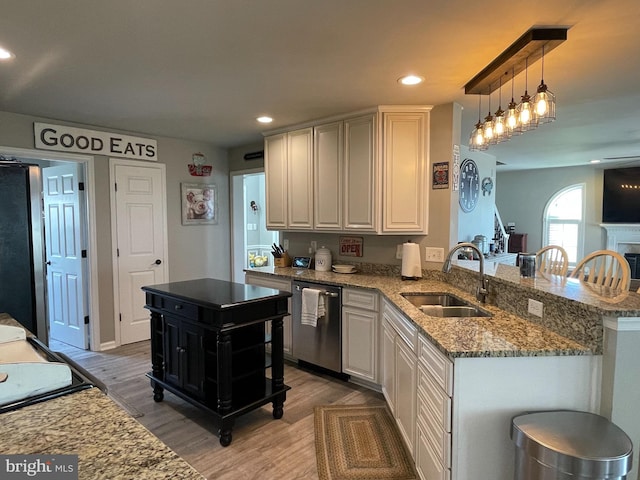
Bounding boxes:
[43,164,88,349]
[113,161,167,345]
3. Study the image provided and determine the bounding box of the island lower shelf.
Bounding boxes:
[146,372,290,420]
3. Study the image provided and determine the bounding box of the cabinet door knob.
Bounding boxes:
[174,304,182,310]
[176,346,185,353]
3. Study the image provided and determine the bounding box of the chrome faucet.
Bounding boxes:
[442,242,488,303]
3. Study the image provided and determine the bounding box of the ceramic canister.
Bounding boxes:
[314,246,332,272]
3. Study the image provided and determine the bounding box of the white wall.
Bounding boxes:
[0,110,229,344]
[456,146,497,247]
[496,165,606,254]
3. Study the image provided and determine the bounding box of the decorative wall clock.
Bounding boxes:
[459,158,480,212]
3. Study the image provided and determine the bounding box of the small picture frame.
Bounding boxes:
[292,256,312,269]
[432,162,449,189]
[181,183,218,225]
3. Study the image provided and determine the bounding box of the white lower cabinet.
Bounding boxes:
[342,288,379,383]
[416,334,453,480]
[381,300,417,456]
[248,275,600,480]
[381,317,396,414]
[416,421,451,480]
[382,299,453,479]
[244,272,293,355]
[395,334,417,455]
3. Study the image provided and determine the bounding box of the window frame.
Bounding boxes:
[542,183,586,267]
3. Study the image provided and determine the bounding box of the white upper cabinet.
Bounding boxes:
[264,106,429,234]
[344,114,377,231]
[381,111,429,234]
[265,128,313,230]
[286,128,314,230]
[314,121,343,230]
[264,133,288,229]
[313,114,377,232]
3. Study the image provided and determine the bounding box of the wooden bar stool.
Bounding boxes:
[570,250,631,291]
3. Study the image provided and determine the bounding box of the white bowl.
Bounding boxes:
[332,264,355,273]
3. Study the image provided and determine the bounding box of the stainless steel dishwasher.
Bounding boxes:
[292,280,342,373]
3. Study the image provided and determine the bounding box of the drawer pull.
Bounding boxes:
[174,304,183,310]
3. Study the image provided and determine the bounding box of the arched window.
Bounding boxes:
[543,184,585,265]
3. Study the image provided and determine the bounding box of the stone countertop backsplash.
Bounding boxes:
[247,264,640,358]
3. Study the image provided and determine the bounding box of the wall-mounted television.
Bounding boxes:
[602,167,640,223]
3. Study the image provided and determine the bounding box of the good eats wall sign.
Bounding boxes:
[34,122,157,161]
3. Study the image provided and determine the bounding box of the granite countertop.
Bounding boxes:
[453,259,640,314]
[246,267,603,359]
[0,313,203,479]
[0,388,204,480]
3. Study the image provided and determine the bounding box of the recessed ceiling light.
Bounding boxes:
[257,116,273,124]
[0,46,14,60]
[590,159,601,164]
[398,75,424,86]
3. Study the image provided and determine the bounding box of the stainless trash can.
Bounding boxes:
[511,411,633,480]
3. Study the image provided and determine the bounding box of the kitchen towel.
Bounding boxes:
[401,242,422,279]
[301,288,325,328]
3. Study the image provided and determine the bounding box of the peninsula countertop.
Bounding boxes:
[244,267,631,359]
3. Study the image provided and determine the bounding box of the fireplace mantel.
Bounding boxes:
[600,223,640,252]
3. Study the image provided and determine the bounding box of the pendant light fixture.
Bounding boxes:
[516,57,537,131]
[505,68,521,136]
[493,76,507,143]
[533,45,556,123]
[469,95,488,151]
[463,27,567,151]
[483,92,496,145]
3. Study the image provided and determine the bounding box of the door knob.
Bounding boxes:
[46,261,52,265]
[154,259,162,265]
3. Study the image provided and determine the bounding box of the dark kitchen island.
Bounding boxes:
[142,278,292,446]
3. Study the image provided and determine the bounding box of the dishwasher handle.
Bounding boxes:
[294,285,339,297]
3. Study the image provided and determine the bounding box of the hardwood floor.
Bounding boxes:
[50,339,385,480]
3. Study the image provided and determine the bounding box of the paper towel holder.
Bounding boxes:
[401,240,422,281]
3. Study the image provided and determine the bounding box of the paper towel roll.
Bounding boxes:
[401,242,422,279]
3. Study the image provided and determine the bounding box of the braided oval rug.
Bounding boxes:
[314,404,418,480]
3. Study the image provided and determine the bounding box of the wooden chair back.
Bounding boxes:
[570,250,631,291]
[536,245,569,276]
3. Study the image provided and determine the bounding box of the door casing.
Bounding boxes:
[109,158,168,347]
[0,146,100,350]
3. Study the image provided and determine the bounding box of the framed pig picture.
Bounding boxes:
[181,183,218,225]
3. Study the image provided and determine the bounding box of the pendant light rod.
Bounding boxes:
[464,27,567,95]
[540,45,545,83]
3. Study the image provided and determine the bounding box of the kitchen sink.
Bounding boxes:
[401,293,468,307]
[418,305,491,317]
[400,292,492,318]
